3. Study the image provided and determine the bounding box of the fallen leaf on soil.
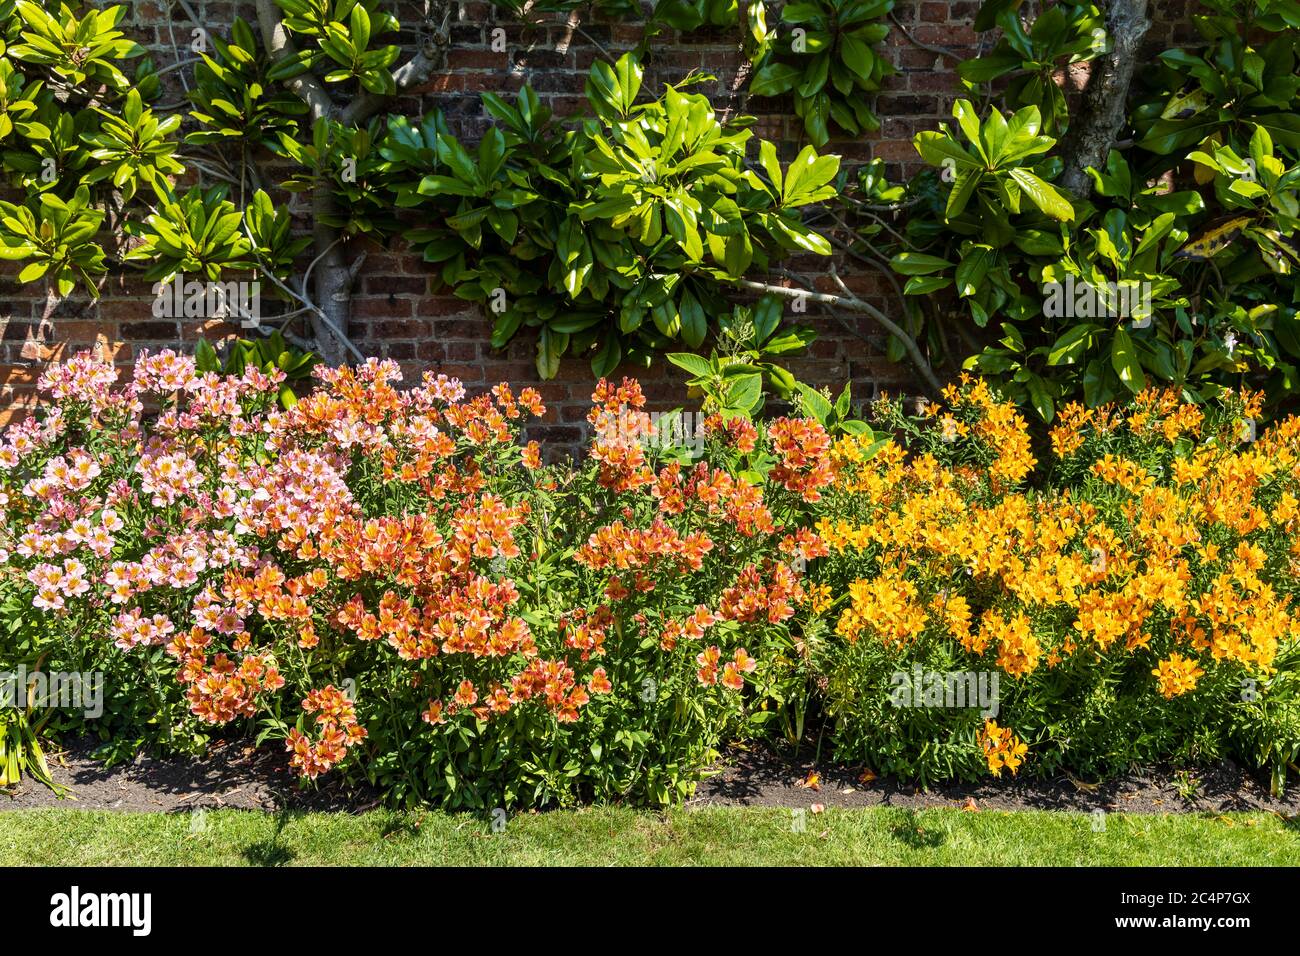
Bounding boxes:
[1065,771,1100,791]
[797,772,822,791]
[840,787,856,795]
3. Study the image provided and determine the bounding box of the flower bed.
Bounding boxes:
[2,354,1298,807]
[1,353,811,807]
[809,380,1300,791]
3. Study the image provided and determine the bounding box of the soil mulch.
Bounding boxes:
[0,736,378,814]
[4,736,1298,816]
[689,745,1300,816]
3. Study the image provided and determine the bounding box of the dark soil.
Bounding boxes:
[689,744,1300,816]
[5,736,1298,816]
[0,735,378,813]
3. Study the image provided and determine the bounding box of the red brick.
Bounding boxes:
[354,297,414,319]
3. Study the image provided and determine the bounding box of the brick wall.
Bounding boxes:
[0,0,1195,455]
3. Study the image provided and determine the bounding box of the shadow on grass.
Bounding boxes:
[889,809,945,849]
[242,809,299,866]
[380,814,426,840]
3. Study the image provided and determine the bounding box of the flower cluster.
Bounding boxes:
[287,685,366,778]
[0,355,807,807]
[979,719,1027,776]
[811,380,1300,780]
[767,417,834,502]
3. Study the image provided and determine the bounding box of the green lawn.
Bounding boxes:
[3,805,1297,865]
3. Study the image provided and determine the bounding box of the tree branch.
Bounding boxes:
[244,227,368,364]
[735,272,944,396]
[339,1,452,126]
[1058,0,1150,196]
[255,0,337,122]
[889,12,963,63]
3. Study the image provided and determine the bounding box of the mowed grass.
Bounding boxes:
[3,805,1298,866]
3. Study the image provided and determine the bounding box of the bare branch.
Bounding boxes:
[299,236,343,297]
[556,10,616,66]
[823,210,911,318]
[154,56,203,79]
[248,250,368,364]
[346,251,369,285]
[735,272,944,396]
[889,12,963,63]
[240,209,368,365]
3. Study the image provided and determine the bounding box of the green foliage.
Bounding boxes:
[0,186,105,295]
[887,99,1076,382]
[0,57,42,144]
[243,187,313,280]
[1186,126,1300,275]
[748,0,895,147]
[914,99,1074,223]
[0,0,188,297]
[667,294,817,415]
[386,55,839,379]
[1132,2,1300,158]
[81,87,183,202]
[486,0,743,38]
[7,0,142,90]
[657,0,739,30]
[793,377,876,438]
[0,72,90,192]
[876,0,1300,419]
[0,709,61,790]
[2,0,1297,439]
[270,0,401,94]
[280,116,398,236]
[0,5,842,379]
[958,1,1105,135]
[0,593,65,792]
[194,329,319,408]
[124,185,254,282]
[187,16,306,152]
